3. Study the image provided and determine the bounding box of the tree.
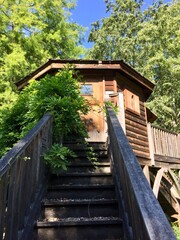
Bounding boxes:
[88,0,180,132]
[0,66,90,158]
[88,0,143,67]
[0,0,85,110]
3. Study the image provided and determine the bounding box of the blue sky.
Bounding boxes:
[71,0,107,48]
[71,0,169,48]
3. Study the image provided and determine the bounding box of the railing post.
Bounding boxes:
[147,123,155,166]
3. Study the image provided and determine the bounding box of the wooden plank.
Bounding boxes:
[128,137,149,148]
[154,162,180,169]
[126,125,148,138]
[125,119,147,132]
[125,108,146,118]
[130,144,149,153]
[105,85,114,91]
[126,131,148,142]
[154,154,180,164]
[147,123,155,166]
[5,162,18,240]
[135,151,151,159]
[153,168,166,198]
[105,81,114,86]
[137,156,151,166]
[125,112,147,126]
[143,165,151,185]
[0,173,8,240]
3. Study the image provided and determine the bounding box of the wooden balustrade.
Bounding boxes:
[0,114,53,240]
[147,123,180,168]
[107,107,176,240]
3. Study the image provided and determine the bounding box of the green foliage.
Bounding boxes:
[0,0,85,81]
[0,0,85,109]
[88,0,180,132]
[0,66,90,158]
[104,101,119,115]
[85,145,98,165]
[44,144,76,173]
[172,223,180,240]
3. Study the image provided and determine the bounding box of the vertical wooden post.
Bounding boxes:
[153,168,166,198]
[143,165,151,186]
[117,91,126,133]
[147,123,155,166]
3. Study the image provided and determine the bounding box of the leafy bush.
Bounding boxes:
[44,144,76,173]
[172,224,180,239]
[0,66,90,158]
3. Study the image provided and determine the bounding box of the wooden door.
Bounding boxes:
[80,81,105,141]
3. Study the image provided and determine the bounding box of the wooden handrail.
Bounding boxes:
[0,114,53,240]
[107,107,176,240]
[148,123,180,159]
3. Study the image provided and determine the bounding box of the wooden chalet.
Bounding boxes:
[0,59,178,239]
[16,59,157,166]
[16,59,180,225]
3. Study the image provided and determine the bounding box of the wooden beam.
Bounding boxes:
[147,123,155,166]
[143,165,151,185]
[153,168,166,198]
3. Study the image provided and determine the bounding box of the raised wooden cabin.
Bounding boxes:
[16,59,156,167]
[1,59,178,239]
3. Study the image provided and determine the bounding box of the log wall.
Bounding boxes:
[116,73,150,165]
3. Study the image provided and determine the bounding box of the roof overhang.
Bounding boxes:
[15,59,155,99]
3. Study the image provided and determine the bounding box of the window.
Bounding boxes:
[124,89,140,115]
[80,84,93,95]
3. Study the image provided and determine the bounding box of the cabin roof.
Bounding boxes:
[15,59,155,98]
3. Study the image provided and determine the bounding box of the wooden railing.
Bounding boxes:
[0,114,53,240]
[107,107,176,240]
[147,123,180,167]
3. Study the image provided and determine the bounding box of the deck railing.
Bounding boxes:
[107,107,176,240]
[0,114,53,240]
[147,123,180,166]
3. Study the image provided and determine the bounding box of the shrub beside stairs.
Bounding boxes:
[33,142,124,240]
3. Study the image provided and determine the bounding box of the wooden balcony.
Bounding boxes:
[147,123,180,169]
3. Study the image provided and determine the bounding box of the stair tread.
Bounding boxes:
[36,217,122,227]
[48,184,115,190]
[69,163,110,166]
[42,198,118,206]
[51,172,112,177]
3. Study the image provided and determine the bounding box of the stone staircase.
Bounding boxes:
[34,143,124,240]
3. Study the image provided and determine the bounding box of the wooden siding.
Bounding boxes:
[116,73,150,165]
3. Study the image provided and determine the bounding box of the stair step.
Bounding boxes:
[67,163,111,173]
[41,199,119,219]
[70,156,110,164]
[64,142,108,151]
[34,142,123,240]
[34,217,123,240]
[50,172,113,185]
[46,184,116,200]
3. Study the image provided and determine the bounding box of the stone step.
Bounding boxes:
[34,217,123,240]
[46,184,116,200]
[41,199,119,219]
